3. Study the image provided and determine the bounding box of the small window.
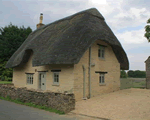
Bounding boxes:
[98,46,105,58]
[26,73,34,84]
[99,74,105,84]
[53,72,59,85]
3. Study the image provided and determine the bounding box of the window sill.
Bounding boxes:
[52,84,59,86]
[99,57,105,60]
[99,83,106,86]
[26,84,33,85]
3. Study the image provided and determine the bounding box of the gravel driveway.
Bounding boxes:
[70,88,150,120]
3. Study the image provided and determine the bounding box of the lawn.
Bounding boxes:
[120,78,146,90]
[0,81,12,84]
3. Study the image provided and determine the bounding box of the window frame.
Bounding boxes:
[98,45,105,59]
[53,72,60,85]
[26,73,34,85]
[99,73,105,84]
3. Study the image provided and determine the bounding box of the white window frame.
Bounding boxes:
[53,72,59,85]
[26,73,34,85]
[98,46,105,59]
[99,73,105,84]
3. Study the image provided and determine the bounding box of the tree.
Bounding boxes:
[0,23,32,81]
[0,23,32,61]
[127,70,146,78]
[144,18,150,42]
[120,70,127,78]
[134,70,146,78]
[127,70,135,78]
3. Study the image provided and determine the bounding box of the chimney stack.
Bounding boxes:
[36,13,45,29]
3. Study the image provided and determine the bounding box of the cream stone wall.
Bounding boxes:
[73,40,120,101]
[13,52,74,93]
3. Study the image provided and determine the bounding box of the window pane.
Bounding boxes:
[98,49,100,57]
[54,74,56,77]
[54,78,57,82]
[102,75,104,83]
[99,49,101,57]
[102,50,104,58]
[99,76,101,83]
[57,77,59,82]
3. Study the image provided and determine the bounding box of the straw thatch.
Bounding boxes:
[6,8,129,70]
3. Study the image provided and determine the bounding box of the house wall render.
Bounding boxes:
[73,40,120,101]
[13,52,74,94]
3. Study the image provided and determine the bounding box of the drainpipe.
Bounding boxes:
[88,47,91,98]
[82,65,86,99]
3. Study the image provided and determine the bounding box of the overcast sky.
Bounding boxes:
[0,0,150,71]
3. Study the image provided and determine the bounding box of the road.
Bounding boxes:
[0,99,95,120]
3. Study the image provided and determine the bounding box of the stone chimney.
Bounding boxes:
[36,13,45,29]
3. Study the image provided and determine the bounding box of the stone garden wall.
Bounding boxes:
[0,84,75,113]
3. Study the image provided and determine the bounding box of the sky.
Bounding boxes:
[0,0,150,71]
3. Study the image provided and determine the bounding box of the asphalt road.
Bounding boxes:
[0,99,80,120]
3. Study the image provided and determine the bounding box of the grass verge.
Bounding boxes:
[120,78,146,90]
[0,81,12,84]
[0,96,65,115]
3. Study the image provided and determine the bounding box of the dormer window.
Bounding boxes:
[98,45,105,59]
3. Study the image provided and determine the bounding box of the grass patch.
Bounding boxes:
[0,96,65,115]
[0,81,12,84]
[120,78,146,90]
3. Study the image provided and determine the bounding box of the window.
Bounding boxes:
[98,46,105,58]
[53,72,59,85]
[26,73,34,84]
[99,74,105,84]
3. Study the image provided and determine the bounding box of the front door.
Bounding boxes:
[39,72,46,90]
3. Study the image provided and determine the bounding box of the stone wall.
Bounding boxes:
[0,84,75,113]
[145,57,150,89]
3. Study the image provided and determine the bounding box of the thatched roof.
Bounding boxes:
[145,56,150,63]
[6,8,129,70]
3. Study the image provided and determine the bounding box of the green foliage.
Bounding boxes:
[0,23,32,60]
[6,95,11,100]
[127,70,146,78]
[0,81,12,84]
[144,18,150,42]
[120,70,127,78]
[127,70,135,78]
[0,23,32,81]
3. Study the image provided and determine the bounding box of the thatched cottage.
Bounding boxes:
[6,8,129,101]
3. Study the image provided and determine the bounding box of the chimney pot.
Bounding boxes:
[36,13,45,29]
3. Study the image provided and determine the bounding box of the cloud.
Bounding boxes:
[121,0,150,11]
[106,7,150,32]
[89,0,107,5]
[127,53,148,70]
[0,0,150,71]
[116,29,146,44]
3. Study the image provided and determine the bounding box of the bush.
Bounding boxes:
[120,70,127,78]
[0,60,12,81]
